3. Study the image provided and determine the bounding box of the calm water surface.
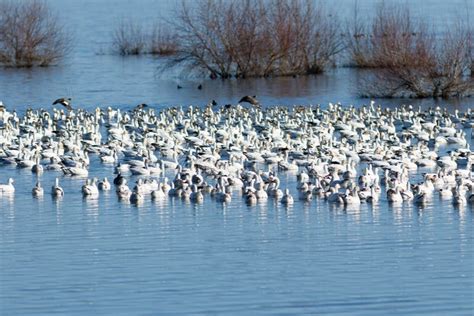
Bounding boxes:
[0,0,473,315]
[1,160,473,315]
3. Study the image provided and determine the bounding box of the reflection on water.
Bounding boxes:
[1,174,471,315]
[84,197,100,220]
[54,200,63,225]
[2,64,472,114]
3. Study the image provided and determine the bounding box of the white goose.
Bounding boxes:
[281,189,294,205]
[215,182,232,203]
[452,186,467,205]
[367,186,379,203]
[116,183,131,199]
[52,178,64,197]
[152,186,166,200]
[130,189,144,204]
[98,178,111,190]
[82,179,99,197]
[0,178,15,193]
[327,187,344,204]
[100,149,118,164]
[245,189,257,205]
[190,184,204,203]
[387,187,403,203]
[413,189,428,205]
[255,182,268,201]
[63,161,89,177]
[343,188,360,205]
[267,177,283,198]
[32,181,44,197]
[31,155,44,174]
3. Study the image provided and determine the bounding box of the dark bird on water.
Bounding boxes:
[238,95,260,107]
[113,173,126,185]
[177,85,182,89]
[210,99,218,106]
[52,98,72,111]
[197,84,202,90]
[135,103,148,110]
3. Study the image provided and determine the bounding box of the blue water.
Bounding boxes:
[1,155,473,315]
[0,0,473,315]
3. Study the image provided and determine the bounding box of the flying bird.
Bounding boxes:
[135,103,148,110]
[52,98,72,111]
[239,95,260,107]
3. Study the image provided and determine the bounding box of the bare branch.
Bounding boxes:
[348,2,473,98]
[0,0,70,67]
[162,0,344,78]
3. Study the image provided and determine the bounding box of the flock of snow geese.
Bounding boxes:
[0,99,473,208]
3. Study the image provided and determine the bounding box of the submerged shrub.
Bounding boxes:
[348,2,473,98]
[0,0,70,67]
[112,19,178,56]
[150,23,179,56]
[112,19,146,55]
[163,0,345,78]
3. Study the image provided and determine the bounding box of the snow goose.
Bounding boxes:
[152,187,166,200]
[255,182,268,201]
[130,189,144,204]
[452,186,467,205]
[98,178,111,191]
[52,178,64,197]
[190,184,204,203]
[343,188,360,205]
[82,179,99,197]
[116,183,131,199]
[32,181,44,197]
[281,189,294,205]
[31,155,43,174]
[387,187,403,203]
[245,189,257,205]
[0,178,14,193]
